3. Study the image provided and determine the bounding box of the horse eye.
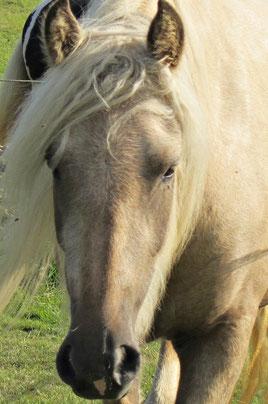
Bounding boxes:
[162,167,175,180]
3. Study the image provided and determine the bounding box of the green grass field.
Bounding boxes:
[0,1,266,403]
[0,280,158,403]
[0,0,39,76]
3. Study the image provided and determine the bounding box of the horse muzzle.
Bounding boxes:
[56,332,140,400]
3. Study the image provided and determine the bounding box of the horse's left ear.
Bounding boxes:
[147,0,184,67]
[41,0,84,66]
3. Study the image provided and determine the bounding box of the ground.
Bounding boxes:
[0,1,265,403]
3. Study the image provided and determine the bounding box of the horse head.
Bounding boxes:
[2,0,187,400]
[41,0,185,399]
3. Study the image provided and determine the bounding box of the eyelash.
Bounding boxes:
[162,167,175,181]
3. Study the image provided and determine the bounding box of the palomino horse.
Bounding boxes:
[0,0,268,402]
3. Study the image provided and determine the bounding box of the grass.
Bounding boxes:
[0,0,38,76]
[0,1,267,403]
[0,284,159,403]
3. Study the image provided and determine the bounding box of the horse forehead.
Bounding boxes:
[67,105,177,153]
[60,103,180,179]
[65,116,140,162]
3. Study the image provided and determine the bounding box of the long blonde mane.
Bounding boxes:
[0,1,207,322]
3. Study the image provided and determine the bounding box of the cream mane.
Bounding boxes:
[0,0,207,323]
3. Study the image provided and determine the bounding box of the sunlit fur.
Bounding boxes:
[146,340,180,404]
[239,307,268,403]
[0,0,267,402]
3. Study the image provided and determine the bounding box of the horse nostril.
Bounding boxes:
[121,345,140,375]
[56,343,76,386]
[112,344,140,387]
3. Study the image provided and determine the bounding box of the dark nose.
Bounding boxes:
[105,344,140,387]
[56,336,140,400]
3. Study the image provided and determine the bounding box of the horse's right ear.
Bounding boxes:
[41,0,84,67]
[147,0,184,67]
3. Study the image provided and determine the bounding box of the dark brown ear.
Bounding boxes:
[147,0,184,67]
[42,0,83,66]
